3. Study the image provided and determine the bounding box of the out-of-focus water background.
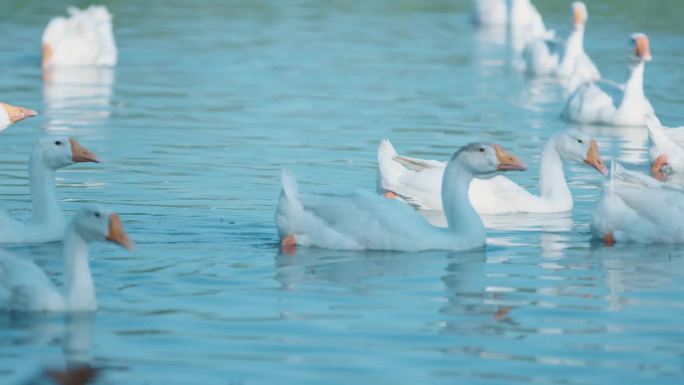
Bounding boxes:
[1,0,684,384]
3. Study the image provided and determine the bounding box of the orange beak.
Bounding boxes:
[635,36,652,61]
[106,213,135,250]
[494,144,527,171]
[42,43,53,69]
[2,103,38,124]
[584,139,608,175]
[69,138,100,163]
[573,7,585,28]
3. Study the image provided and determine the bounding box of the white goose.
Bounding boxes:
[0,137,99,243]
[562,33,654,126]
[471,0,508,27]
[0,102,38,132]
[0,206,133,312]
[42,5,117,68]
[645,115,684,180]
[276,143,526,252]
[523,2,599,90]
[377,131,607,214]
[592,162,684,245]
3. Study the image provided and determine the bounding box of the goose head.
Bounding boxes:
[73,205,134,250]
[571,2,588,30]
[0,102,38,129]
[454,143,527,179]
[32,137,99,169]
[630,33,652,62]
[556,131,608,175]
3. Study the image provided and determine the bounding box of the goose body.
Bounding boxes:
[276,143,526,252]
[42,5,117,68]
[0,137,99,244]
[646,116,684,180]
[523,2,599,91]
[472,0,551,48]
[377,131,607,214]
[591,163,684,244]
[0,102,38,132]
[562,33,654,126]
[0,206,133,312]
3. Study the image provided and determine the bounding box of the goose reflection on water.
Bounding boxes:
[43,67,114,133]
[1,312,97,384]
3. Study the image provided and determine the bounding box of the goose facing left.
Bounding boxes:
[0,205,133,312]
[0,102,38,132]
[0,137,99,244]
[276,143,526,252]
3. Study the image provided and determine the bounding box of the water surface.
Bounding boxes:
[1,1,683,384]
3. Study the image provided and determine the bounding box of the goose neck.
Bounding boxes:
[624,61,645,101]
[29,156,62,225]
[63,226,96,311]
[539,138,571,201]
[441,160,484,238]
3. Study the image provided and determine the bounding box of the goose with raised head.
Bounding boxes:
[42,5,117,68]
[0,102,38,132]
[0,206,133,312]
[562,33,654,126]
[645,115,684,181]
[592,162,684,245]
[0,137,99,243]
[276,143,526,252]
[523,2,599,90]
[377,131,607,214]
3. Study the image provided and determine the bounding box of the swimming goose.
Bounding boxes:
[592,162,684,245]
[562,33,654,126]
[0,137,99,243]
[523,2,599,90]
[276,143,526,252]
[0,102,38,132]
[377,131,607,214]
[42,5,117,68]
[645,115,684,181]
[0,206,133,312]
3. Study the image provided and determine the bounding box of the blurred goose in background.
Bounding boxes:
[646,115,684,180]
[276,144,526,252]
[377,131,607,214]
[0,137,99,244]
[0,206,133,312]
[42,5,117,68]
[0,102,38,132]
[472,0,552,51]
[471,0,508,27]
[592,162,684,245]
[523,2,599,91]
[562,33,654,126]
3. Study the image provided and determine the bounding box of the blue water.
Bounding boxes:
[1,1,684,384]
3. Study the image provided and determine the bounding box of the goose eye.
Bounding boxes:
[577,139,583,144]
[94,212,101,218]
[55,140,62,146]
[479,148,485,152]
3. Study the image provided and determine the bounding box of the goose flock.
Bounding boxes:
[276,1,684,252]
[0,2,681,314]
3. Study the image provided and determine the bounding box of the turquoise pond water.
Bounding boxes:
[1,0,684,384]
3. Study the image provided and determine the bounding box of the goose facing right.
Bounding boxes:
[0,102,38,132]
[276,143,526,252]
[0,206,133,312]
[377,131,607,214]
[562,33,654,126]
[0,137,99,244]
